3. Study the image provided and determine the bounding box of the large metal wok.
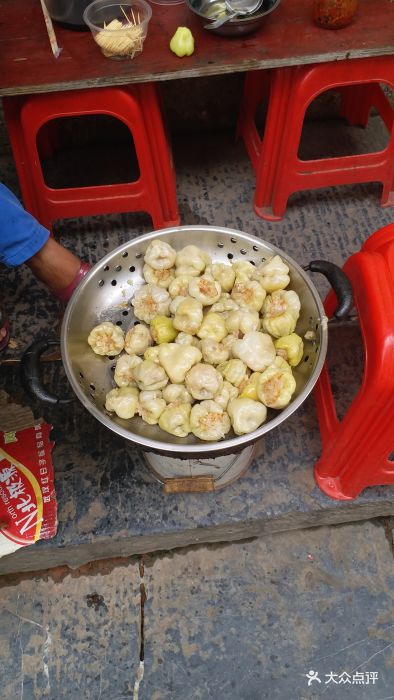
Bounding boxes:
[55,226,351,462]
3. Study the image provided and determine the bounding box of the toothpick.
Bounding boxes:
[131,7,136,25]
[137,11,140,23]
[121,5,131,24]
[39,0,62,59]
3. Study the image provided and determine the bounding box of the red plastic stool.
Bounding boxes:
[313,223,394,500]
[3,84,179,231]
[237,55,394,220]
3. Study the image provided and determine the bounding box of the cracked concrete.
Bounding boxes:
[1,519,394,699]
[0,560,141,699]
[140,520,394,700]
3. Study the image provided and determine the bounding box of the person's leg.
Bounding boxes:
[0,183,90,302]
[0,184,91,350]
[25,237,90,301]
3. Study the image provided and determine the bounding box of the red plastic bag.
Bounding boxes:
[0,423,57,558]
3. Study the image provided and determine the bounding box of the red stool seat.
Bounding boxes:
[313,223,394,500]
[237,56,394,220]
[3,84,179,232]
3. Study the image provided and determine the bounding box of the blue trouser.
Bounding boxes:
[0,183,49,267]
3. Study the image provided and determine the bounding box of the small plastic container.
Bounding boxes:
[83,0,152,59]
[149,0,183,5]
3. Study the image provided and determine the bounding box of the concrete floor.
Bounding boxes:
[1,521,394,699]
[1,99,394,698]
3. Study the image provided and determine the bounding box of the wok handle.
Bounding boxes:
[304,260,353,320]
[21,338,73,406]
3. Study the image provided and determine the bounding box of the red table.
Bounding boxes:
[0,0,393,96]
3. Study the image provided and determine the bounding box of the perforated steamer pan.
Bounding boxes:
[60,226,350,458]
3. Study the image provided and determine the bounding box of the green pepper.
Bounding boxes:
[169,27,195,58]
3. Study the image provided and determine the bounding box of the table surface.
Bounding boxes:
[0,0,393,96]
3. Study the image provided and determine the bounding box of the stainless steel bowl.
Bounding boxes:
[45,0,92,28]
[186,0,280,36]
[60,226,329,457]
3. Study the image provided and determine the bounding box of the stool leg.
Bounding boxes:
[313,363,339,449]
[314,246,394,500]
[136,84,179,227]
[314,384,394,499]
[352,82,394,207]
[36,119,59,162]
[3,97,42,221]
[253,67,297,220]
[339,84,375,128]
[237,70,270,173]
[381,113,394,208]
